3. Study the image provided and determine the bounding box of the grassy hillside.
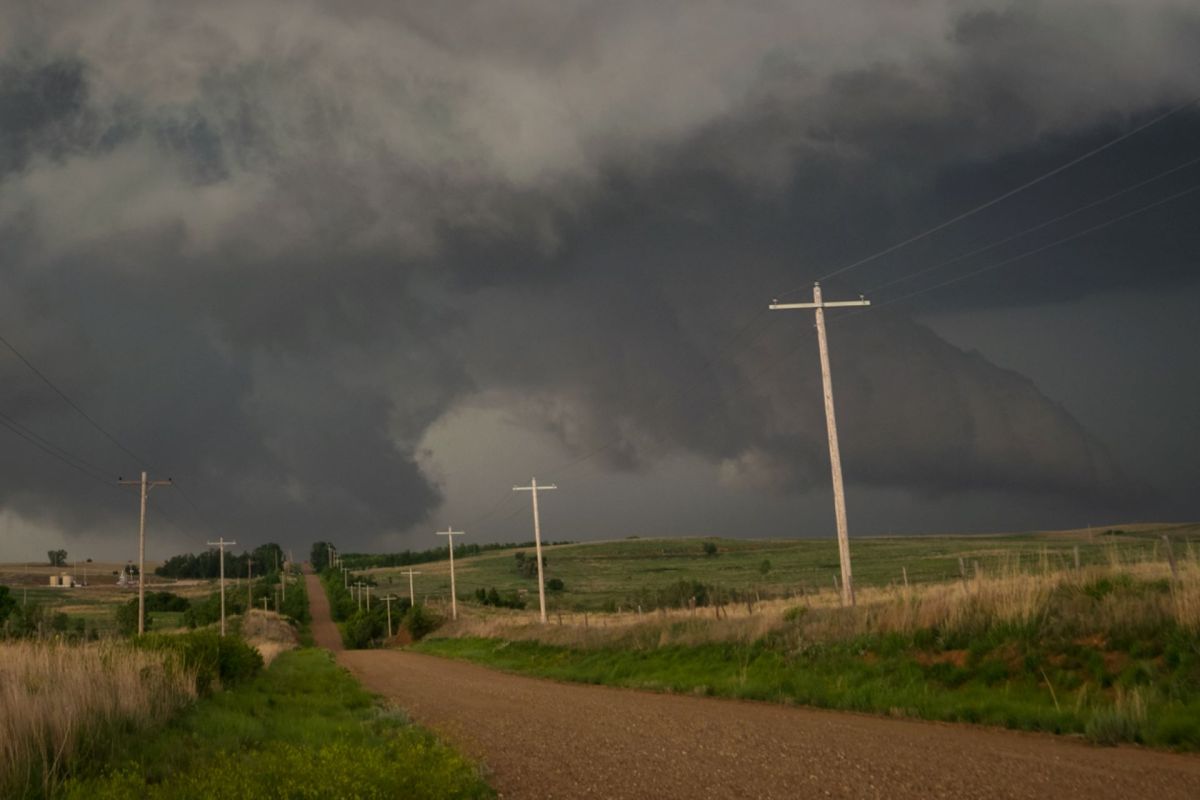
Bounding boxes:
[365,523,1199,612]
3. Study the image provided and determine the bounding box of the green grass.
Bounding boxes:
[58,648,493,799]
[368,524,1199,611]
[416,630,1200,749]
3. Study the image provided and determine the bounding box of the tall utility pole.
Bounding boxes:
[435,527,465,620]
[119,472,173,635]
[343,567,350,589]
[513,479,557,623]
[207,537,237,636]
[401,568,421,605]
[354,581,367,611]
[770,282,869,607]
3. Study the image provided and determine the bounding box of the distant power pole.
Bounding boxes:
[207,537,237,636]
[513,478,557,623]
[354,581,367,611]
[342,567,350,589]
[435,527,465,620]
[383,595,398,637]
[401,568,421,605]
[770,282,870,607]
[119,471,173,635]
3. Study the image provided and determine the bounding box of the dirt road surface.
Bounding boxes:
[306,570,1200,799]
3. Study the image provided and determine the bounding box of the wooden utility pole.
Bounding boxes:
[207,537,237,636]
[770,283,869,607]
[342,567,350,589]
[354,581,367,611]
[384,595,397,637]
[401,568,421,605]
[435,528,465,620]
[513,479,558,623]
[119,471,173,635]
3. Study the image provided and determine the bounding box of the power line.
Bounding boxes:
[0,330,154,469]
[770,95,1200,297]
[0,411,120,490]
[865,153,1200,295]
[866,181,1200,312]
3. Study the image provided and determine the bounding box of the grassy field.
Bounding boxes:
[0,561,218,635]
[58,648,493,799]
[363,523,1199,613]
[415,550,1200,750]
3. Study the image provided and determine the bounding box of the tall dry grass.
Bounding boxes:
[0,640,197,797]
[435,556,1200,652]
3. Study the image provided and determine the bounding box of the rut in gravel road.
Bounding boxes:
[305,571,1200,799]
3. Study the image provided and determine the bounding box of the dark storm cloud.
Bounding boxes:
[1,1,1196,550]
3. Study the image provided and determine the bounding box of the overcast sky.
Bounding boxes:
[1,1,1198,562]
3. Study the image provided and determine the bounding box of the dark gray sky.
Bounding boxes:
[1,1,1198,561]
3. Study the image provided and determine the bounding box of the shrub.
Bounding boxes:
[702,541,718,557]
[404,605,440,641]
[136,630,262,694]
[115,600,150,636]
[546,578,565,592]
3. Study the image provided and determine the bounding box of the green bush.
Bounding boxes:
[137,630,262,694]
[404,604,440,641]
[115,600,150,636]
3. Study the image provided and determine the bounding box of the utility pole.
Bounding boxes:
[119,471,173,635]
[383,595,397,637]
[354,581,367,611]
[435,527,465,620]
[343,567,350,589]
[401,568,421,605]
[327,544,335,572]
[770,283,869,607]
[206,537,237,637]
[366,585,372,611]
[513,479,557,623]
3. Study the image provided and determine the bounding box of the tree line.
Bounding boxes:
[155,542,285,580]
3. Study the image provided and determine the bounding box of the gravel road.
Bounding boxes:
[306,571,1200,799]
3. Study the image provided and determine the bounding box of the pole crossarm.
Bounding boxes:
[767,281,868,607]
[769,299,870,310]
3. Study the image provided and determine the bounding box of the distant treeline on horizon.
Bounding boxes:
[155,542,286,580]
[337,540,575,570]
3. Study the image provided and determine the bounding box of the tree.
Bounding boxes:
[47,549,68,567]
[759,559,772,576]
[311,541,335,572]
[702,541,718,557]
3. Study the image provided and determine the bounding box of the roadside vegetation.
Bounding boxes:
[0,631,264,799]
[417,552,1200,749]
[58,648,493,799]
[319,566,440,648]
